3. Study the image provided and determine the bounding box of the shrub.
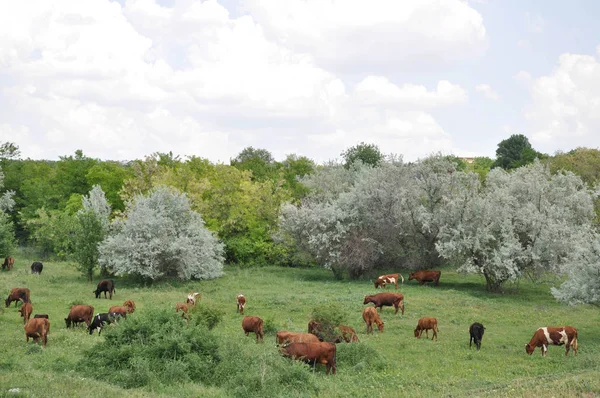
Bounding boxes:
[189,302,224,330]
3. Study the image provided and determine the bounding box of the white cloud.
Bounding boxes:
[514,70,532,85]
[475,84,499,100]
[241,0,487,73]
[524,52,600,153]
[0,0,472,163]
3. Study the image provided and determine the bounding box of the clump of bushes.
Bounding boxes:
[189,302,224,330]
[78,308,220,388]
[310,302,348,342]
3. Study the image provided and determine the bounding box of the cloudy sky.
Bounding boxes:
[1,0,599,164]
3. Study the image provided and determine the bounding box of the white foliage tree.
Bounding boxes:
[437,161,597,292]
[99,186,224,280]
[0,167,15,257]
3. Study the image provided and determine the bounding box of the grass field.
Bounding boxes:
[1,251,599,398]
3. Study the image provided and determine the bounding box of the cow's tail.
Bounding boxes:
[399,273,404,284]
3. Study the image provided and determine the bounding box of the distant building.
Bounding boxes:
[459,157,475,164]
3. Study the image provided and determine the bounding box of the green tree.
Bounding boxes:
[468,156,494,181]
[341,142,384,169]
[550,147,600,187]
[492,134,544,170]
[230,147,275,181]
[54,150,98,208]
[278,154,315,202]
[0,142,21,160]
[86,161,132,212]
[74,185,111,281]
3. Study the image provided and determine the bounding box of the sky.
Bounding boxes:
[1,0,600,164]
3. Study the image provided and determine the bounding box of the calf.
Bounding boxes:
[338,325,360,343]
[408,270,441,286]
[88,312,125,335]
[30,261,43,274]
[280,342,337,375]
[363,293,405,315]
[236,294,246,315]
[374,273,404,289]
[362,307,384,334]
[5,288,31,307]
[186,292,201,305]
[123,300,136,313]
[108,305,130,317]
[469,322,485,350]
[25,318,50,347]
[93,279,115,299]
[525,326,578,357]
[277,330,321,345]
[2,256,14,270]
[414,317,438,341]
[242,316,264,343]
[65,305,94,328]
[175,302,189,318]
[19,302,33,324]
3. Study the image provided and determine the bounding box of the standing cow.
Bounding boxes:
[19,302,33,324]
[236,294,246,315]
[242,316,264,343]
[93,279,115,299]
[414,317,439,341]
[65,305,95,328]
[374,273,404,289]
[408,270,441,286]
[363,293,405,315]
[31,261,43,274]
[5,288,31,307]
[525,326,578,357]
[362,307,384,334]
[469,322,485,350]
[25,318,50,347]
[2,256,14,270]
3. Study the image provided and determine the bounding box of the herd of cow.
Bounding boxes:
[3,259,581,376]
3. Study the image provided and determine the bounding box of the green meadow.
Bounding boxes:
[1,251,599,398]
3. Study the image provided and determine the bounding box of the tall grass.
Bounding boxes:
[1,251,599,397]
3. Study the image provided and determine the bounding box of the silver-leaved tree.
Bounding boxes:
[0,167,16,257]
[99,185,224,281]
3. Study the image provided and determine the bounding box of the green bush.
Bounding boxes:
[336,342,387,372]
[189,302,224,330]
[78,308,220,388]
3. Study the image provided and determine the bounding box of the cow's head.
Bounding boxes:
[65,318,71,328]
[376,321,384,333]
[525,344,534,355]
[363,296,373,304]
[414,328,420,338]
[408,273,415,280]
[4,297,10,307]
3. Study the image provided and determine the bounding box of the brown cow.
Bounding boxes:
[236,294,246,315]
[2,256,14,270]
[186,292,201,305]
[19,302,33,325]
[280,342,337,375]
[374,273,404,289]
[242,316,264,343]
[414,317,438,341]
[338,325,360,342]
[408,270,441,286]
[363,292,405,315]
[525,326,578,357]
[5,288,31,307]
[123,300,136,313]
[93,279,115,299]
[25,318,50,347]
[108,306,130,317]
[65,305,94,328]
[362,307,384,334]
[277,330,320,345]
[34,314,49,319]
[175,302,190,322]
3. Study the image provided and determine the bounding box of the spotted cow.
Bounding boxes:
[374,273,404,289]
[236,294,246,315]
[525,326,578,357]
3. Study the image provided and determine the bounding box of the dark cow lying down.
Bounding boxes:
[89,312,125,335]
[280,342,337,375]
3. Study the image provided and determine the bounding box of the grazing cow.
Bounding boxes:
[5,288,31,307]
[374,273,404,289]
[469,322,485,350]
[30,261,43,274]
[33,314,49,319]
[2,256,14,270]
[186,292,201,305]
[19,302,33,324]
[93,279,115,299]
[236,294,246,315]
[65,305,94,328]
[242,316,264,343]
[25,318,50,347]
[175,302,189,318]
[277,330,321,345]
[525,326,578,357]
[362,307,384,334]
[363,292,405,315]
[108,305,130,317]
[414,317,439,341]
[338,325,360,343]
[408,270,441,286]
[88,312,125,335]
[280,342,337,375]
[123,300,136,313]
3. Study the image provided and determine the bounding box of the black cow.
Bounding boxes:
[31,262,43,274]
[93,279,115,299]
[469,322,485,350]
[33,314,49,319]
[88,312,125,335]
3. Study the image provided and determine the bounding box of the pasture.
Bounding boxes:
[1,253,599,397]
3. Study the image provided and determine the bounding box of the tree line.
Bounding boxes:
[0,135,599,304]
